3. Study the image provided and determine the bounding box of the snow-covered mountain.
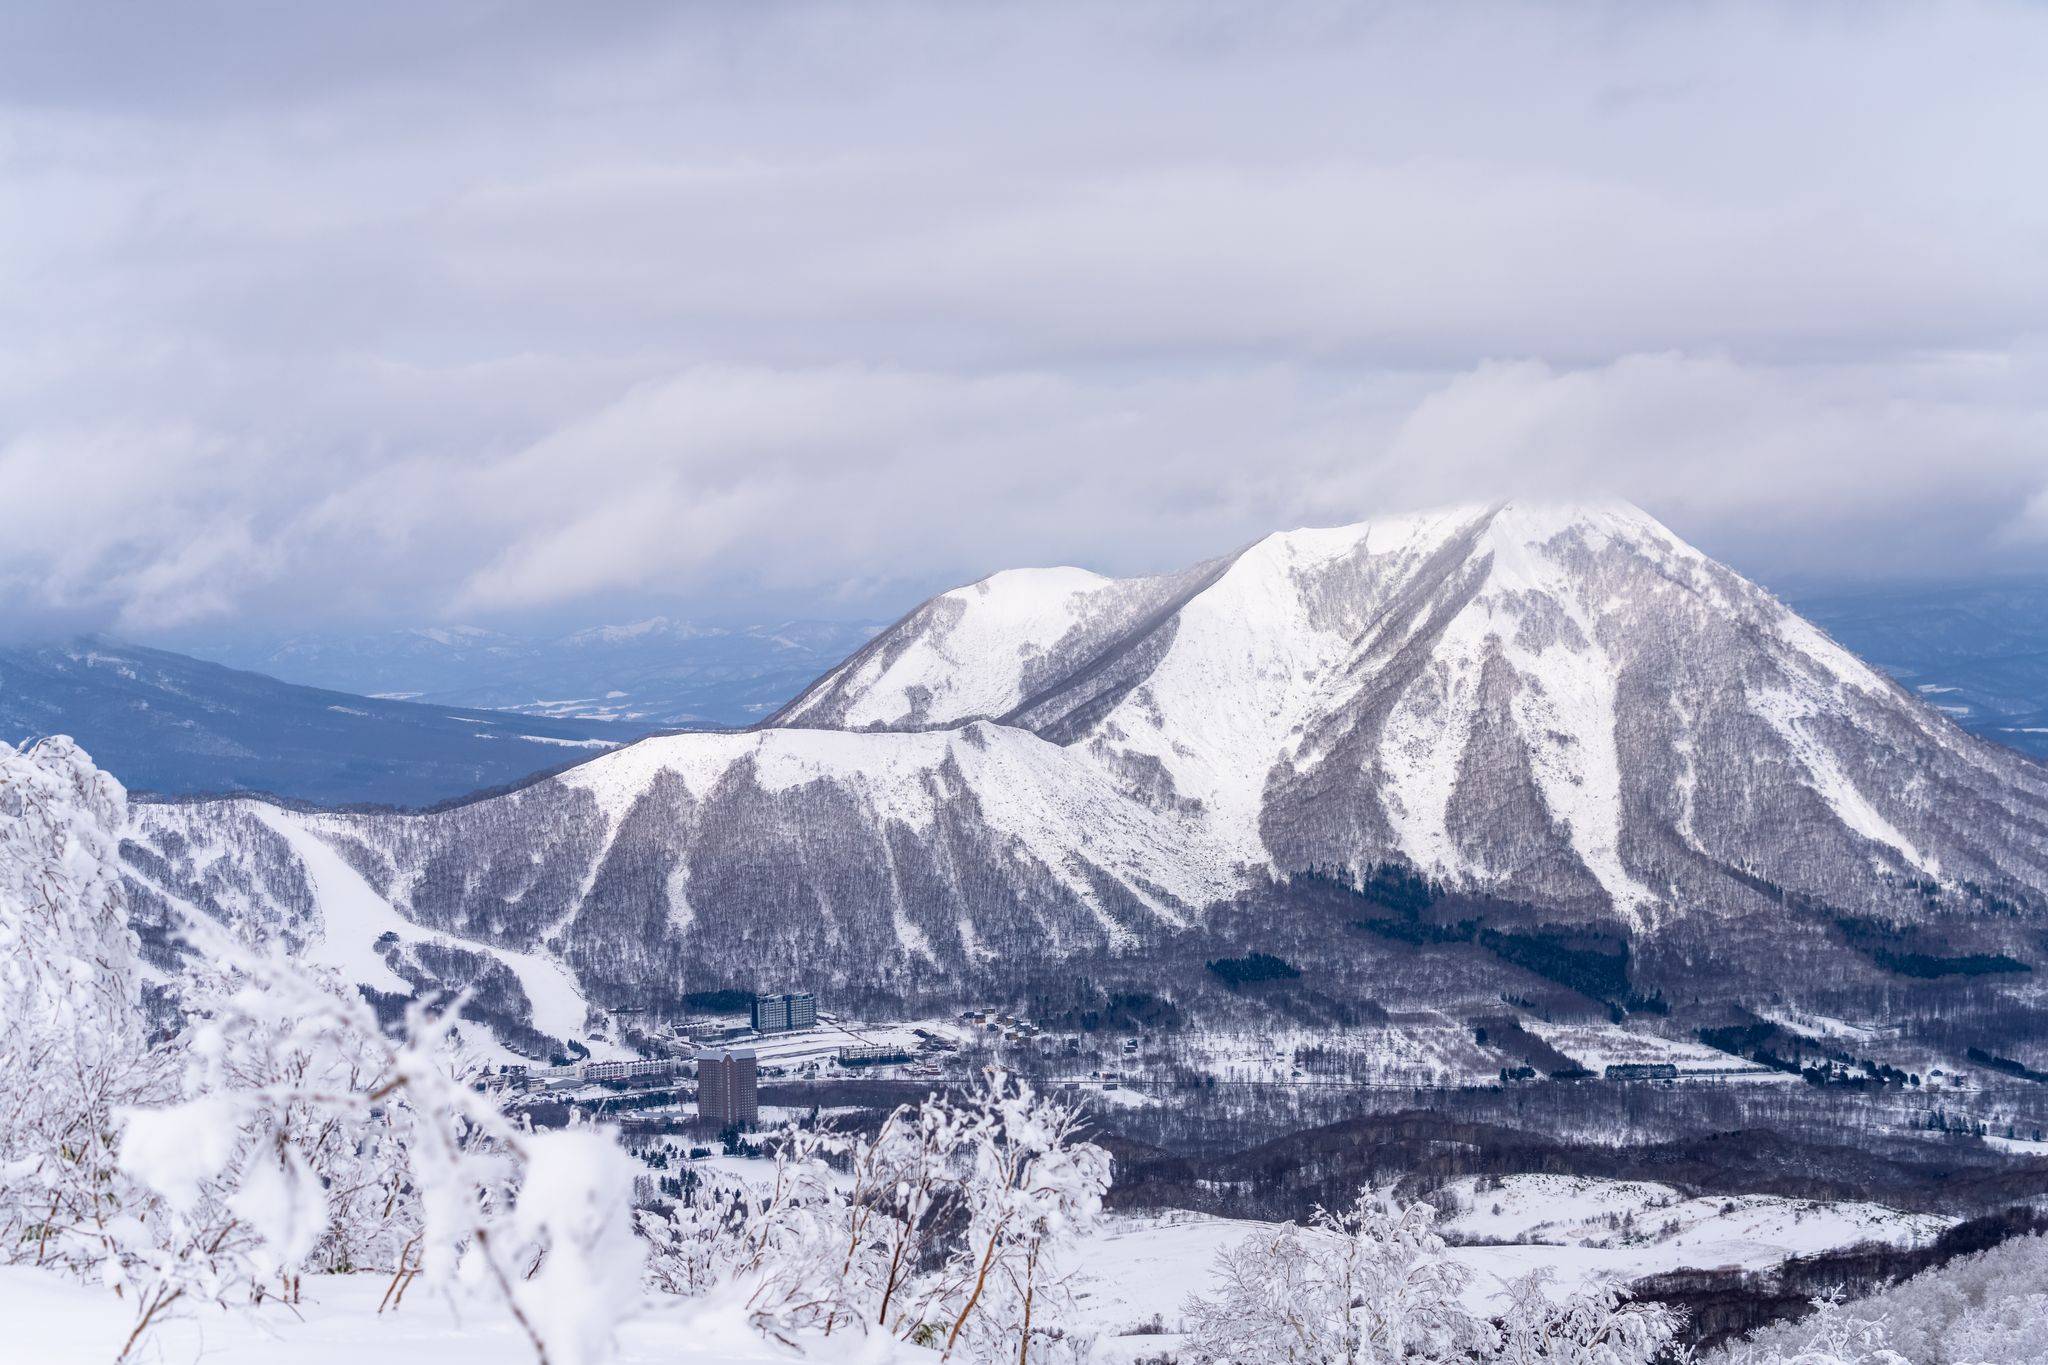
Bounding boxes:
[123,502,2048,1049]
[780,501,2048,920]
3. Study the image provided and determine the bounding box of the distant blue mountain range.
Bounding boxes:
[161,617,882,728]
[0,638,661,807]
[1786,578,2048,762]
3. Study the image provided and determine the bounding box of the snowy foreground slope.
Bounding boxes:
[122,501,2048,1032]
[0,1175,1957,1365]
[0,1271,835,1365]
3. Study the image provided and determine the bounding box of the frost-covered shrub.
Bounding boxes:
[2,738,645,1364]
[0,738,172,1280]
[119,916,645,1365]
[1181,1185,1678,1365]
[506,1131,646,1365]
[1491,1271,1683,1364]
[640,1068,1110,1362]
[922,1071,1110,1363]
[0,738,264,1355]
[1713,1232,2048,1365]
[1183,1187,1487,1364]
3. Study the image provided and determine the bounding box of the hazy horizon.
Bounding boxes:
[21,493,2048,653]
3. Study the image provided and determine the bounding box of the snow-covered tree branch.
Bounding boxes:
[640,1068,1110,1363]
[1181,1184,1679,1365]
[4,739,648,1364]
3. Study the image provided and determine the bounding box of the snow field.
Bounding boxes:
[1436,1174,1952,1260]
[1070,1175,1952,1360]
[1175,1015,1502,1086]
[1526,1020,1788,1077]
[253,805,613,1055]
[0,1267,916,1365]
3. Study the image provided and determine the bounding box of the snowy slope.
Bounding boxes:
[557,723,1235,917]
[248,804,595,1043]
[128,720,1239,1024]
[1435,1174,1951,1259]
[773,559,1227,731]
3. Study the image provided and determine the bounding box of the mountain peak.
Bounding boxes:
[768,498,2046,930]
[776,500,1700,738]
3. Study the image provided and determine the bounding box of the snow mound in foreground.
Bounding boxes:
[0,1268,920,1365]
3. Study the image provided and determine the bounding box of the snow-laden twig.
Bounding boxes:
[2,737,645,1365]
[1182,1184,1682,1365]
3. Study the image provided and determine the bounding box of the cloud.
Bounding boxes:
[2,2,2046,634]
[443,353,2048,605]
[17,350,2043,635]
[1368,350,2048,579]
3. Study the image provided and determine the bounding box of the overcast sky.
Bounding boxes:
[4,1,2047,638]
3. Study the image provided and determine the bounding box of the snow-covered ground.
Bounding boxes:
[1752,1007,1892,1044]
[0,1169,1964,1365]
[1074,1212,1635,1360]
[1982,1132,2048,1156]
[1167,1015,1500,1087]
[1526,1021,1788,1078]
[1069,1177,1953,1363]
[1085,1016,1805,1092]
[1436,1173,1951,1260]
[0,1269,909,1365]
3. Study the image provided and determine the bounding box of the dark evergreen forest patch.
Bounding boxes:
[1205,953,1303,988]
[1835,915,2030,979]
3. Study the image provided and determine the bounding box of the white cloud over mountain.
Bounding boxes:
[3,2,2046,631]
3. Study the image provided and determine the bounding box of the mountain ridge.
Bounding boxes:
[162,617,882,727]
[0,636,658,807]
[119,500,2048,1057]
